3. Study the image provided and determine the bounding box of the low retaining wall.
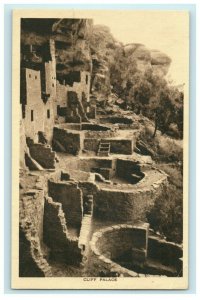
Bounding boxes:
[102,139,133,155]
[84,130,118,139]
[81,123,111,131]
[61,157,113,174]
[84,138,133,155]
[84,138,99,152]
[99,116,133,125]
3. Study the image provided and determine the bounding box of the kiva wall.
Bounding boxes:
[94,175,168,222]
[87,224,149,277]
[88,224,182,277]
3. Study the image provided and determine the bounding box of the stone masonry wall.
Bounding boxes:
[48,180,83,227]
[20,189,45,243]
[87,224,149,277]
[84,138,133,154]
[94,173,168,222]
[28,142,56,169]
[22,65,55,144]
[116,159,143,180]
[20,119,28,169]
[52,127,83,155]
[43,197,82,264]
[148,236,183,267]
[88,224,181,277]
[55,71,91,122]
[19,189,52,277]
[101,139,133,155]
[22,68,45,142]
[61,157,113,173]
[84,138,99,152]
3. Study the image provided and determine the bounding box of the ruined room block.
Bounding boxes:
[87,105,96,119]
[52,127,82,155]
[48,180,83,228]
[27,142,56,169]
[100,139,133,155]
[43,197,82,264]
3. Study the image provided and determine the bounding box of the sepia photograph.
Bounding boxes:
[12,9,189,289]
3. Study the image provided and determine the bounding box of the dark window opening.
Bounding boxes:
[47,109,50,119]
[22,104,26,119]
[57,105,66,117]
[52,83,54,87]
[57,105,60,115]
[29,74,31,78]
[86,74,88,84]
[31,110,34,121]
[35,75,37,79]
[64,71,81,86]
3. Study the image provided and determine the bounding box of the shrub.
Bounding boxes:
[147,184,183,244]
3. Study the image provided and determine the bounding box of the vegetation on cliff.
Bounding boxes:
[89,24,183,139]
[147,164,183,244]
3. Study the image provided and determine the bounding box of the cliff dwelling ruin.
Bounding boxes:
[19,18,183,278]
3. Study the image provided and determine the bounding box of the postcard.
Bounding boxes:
[12,9,189,289]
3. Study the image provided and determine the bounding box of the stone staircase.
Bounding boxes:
[78,195,93,256]
[78,214,92,252]
[97,141,110,157]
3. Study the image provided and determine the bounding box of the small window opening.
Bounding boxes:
[47,109,50,119]
[86,75,88,84]
[22,104,26,119]
[57,105,60,115]
[31,110,34,121]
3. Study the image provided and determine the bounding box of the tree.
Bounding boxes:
[147,184,183,244]
[131,76,152,114]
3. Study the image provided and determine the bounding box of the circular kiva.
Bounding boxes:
[89,224,183,277]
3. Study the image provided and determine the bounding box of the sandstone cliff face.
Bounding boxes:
[150,49,171,76]
[122,43,171,75]
[88,26,171,102]
[21,19,171,101]
[52,19,92,82]
[89,25,119,98]
[21,18,92,81]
